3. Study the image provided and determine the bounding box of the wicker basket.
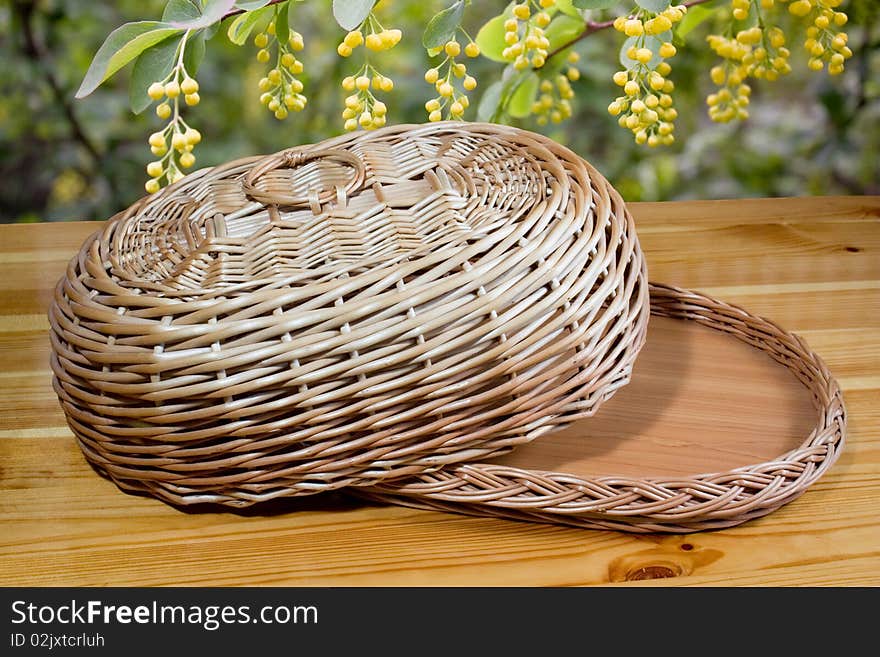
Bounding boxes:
[49,122,649,506]
[359,283,846,533]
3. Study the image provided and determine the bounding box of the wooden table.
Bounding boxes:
[2,196,878,586]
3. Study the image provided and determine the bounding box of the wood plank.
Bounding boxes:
[1,197,878,586]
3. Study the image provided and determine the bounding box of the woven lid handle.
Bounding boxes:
[241,148,366,212]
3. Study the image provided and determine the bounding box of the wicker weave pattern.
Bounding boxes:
[49,123,649,506]
[359,283,846,533]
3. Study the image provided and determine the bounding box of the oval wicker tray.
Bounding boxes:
[358,283,846,533]
[49,123,649,505]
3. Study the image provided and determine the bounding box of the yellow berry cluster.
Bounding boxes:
[143,35,201,193]
[255,19,307,120]
[785,0,852,74]
[337,16,400,131]
[503,0,556,71]
[424,39,480,121]
[532,52,580,126]
[706,5,792,123]
[608,5,687,146]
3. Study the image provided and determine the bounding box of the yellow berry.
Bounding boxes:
[181,77,198,95]
[290,33,304,51]
[359,111,373,127]
[185,93,199,106]
[179,152,195,168]
[164,80,180,98]
[146,161,163,177]
[290,79,303,93]
[535,12,551,28]
[267,21,275,36]
[465,42,480,58]
[171,133,186,151]
[450,101,464,115]
[453,62,467,77]
[379,77,393,92]
[267,69,281,85]
[636,48,653,64]
[156,103,171,119]
[567,67,579,81]
[344,30,363,48]
[631,99,646,113]
[281,53,296,68]
[148,132,165,148]
[425,98,441,112]
[344,118,358,131]
[540,0,555,7]
[624,19,644,37]
[513,4,530,20]
[290,60,304,74]
[373,101,387,116]
[356,75,370,91]
[147,82,165,100]
[428,109,442,122]
[834,12,848,27]
[463,75,477,91]
[624,80,639,96]
[268,99,280,112]
[656,62,672,76]
[257,49,270,63]
[659,42,676,58]
[424,68,439,84]
[274,107,288,120]
[184,128,201,145]
[613,71,628,86]
[342,76,356,91]
[789,0,812,17]
[504,18,518,32]
[607,101,623,116]
[254,33,268,48]
[386,29,402,46]
[337,43,352,57]
[365,33,383,51]
[445,41,461,57]
[145,178,160,194]
[260,92,272,105]
[438,82,454,97]
[258,77,272,91]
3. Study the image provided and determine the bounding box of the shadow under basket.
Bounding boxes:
[357,282,846,533]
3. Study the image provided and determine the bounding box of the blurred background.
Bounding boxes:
[1,0,878,223]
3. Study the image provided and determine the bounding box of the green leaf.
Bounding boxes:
[76,22,183,99]
[162,0,200,23]
[556,0,582,17]
[545,14,585,50]
[275,1,290,44]
[234,0,272,9]
[477,79,504,122]
[475,14,508,63]
[226,6,272,44]
[573,0,618,9]
[129,34,181,114]
[508,72,539,118]
[183,29,206,74]
[423,1,464,49]
[332,0,376,32]
[619,32,671,69]
[634,0,670,13]
[168,0,236,29]
[677,2,717,38]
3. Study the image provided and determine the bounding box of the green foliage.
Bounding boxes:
[634,0,670,13]
[129,35,180,113]
[76,21,183,98]
[2,0,878,224]
[423,1,465,49]
[333,0,377,32]
[475,14,508,62]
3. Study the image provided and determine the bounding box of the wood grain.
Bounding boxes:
[1,196,878,586]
